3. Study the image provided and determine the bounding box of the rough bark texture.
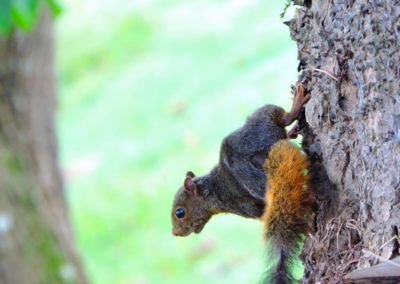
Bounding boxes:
[0,9,89,284]
[287,0,400,282]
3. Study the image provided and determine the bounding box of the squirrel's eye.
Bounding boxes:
[175,208,185,219]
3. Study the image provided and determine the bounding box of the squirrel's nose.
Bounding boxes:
[172,229,178,236]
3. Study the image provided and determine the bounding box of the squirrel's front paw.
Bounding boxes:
[293,83,310,108]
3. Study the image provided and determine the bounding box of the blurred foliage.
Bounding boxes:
[280,0,293,18]
[56,0,299,283]
[0,0,61,34]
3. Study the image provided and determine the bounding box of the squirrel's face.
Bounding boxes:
[171,171,213,237]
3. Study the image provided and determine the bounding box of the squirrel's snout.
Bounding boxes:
[172,227,191,237]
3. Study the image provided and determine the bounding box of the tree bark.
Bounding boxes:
[0,8,89,284]
[287,0,400,282]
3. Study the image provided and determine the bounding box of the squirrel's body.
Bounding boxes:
[172,83,310,236]
[262,140,314,284]
[216,104,288,216]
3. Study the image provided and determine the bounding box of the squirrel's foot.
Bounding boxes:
[287,121,301,139]
[282,82,310,126]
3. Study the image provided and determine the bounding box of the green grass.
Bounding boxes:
[56,0,299,283]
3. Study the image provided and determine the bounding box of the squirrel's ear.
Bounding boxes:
[186,171,195,178]
[184,177,195,192]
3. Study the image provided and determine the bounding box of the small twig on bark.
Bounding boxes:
[302,66,339,81]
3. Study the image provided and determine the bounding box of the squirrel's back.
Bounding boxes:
[262,140,314,284]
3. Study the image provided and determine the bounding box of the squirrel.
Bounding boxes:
[171,83,310,237]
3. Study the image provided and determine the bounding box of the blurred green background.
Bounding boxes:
[55,0,299,283]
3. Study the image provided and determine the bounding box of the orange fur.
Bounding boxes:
[261,139,314,283]
[262,140,313,234]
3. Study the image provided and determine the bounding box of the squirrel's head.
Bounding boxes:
[171,171,213,237]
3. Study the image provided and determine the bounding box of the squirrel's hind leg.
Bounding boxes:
[287,121,301,139]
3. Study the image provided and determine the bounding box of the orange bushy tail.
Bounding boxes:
[262,140,314,284]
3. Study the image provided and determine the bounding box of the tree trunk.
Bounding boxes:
[287,0,400,282]
[0,8,89,284]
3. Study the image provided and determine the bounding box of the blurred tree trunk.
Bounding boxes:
[287,0,400,282]
[0,8,89,284]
